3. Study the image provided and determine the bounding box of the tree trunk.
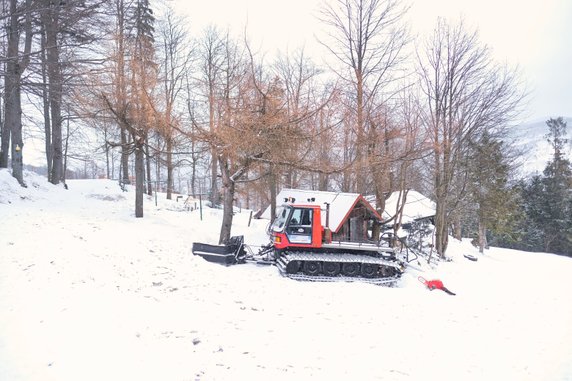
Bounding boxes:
[40,30,53,181]
[43,2,64,185]
[218,159,235,244]
[392,189,409,244]
[5,63,24,185]
[145,140,152,195]
[120,128,130,183]
[478,220,487,254]
[116,0,130,185]
[341,122,352,192]
[0,111,8,168]
[63,115,70,183]
[434,200,448,257]
[0,92,3,166]
[355,72,366,195]
[452,214,462,240]
[318,172,329,191]
[105,136,111,179]
[42,91,53,182]
[210,152,219,205]
[207,58,219,206]
[6,71,24,185]
[135,142,145,217]
[166,135,173,199]
[0,4,14,169]
[4,0,32,185]
[190,147,197,197]
[269,168,277,222]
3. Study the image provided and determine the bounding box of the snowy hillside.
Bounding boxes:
[1,169,571,381]
[509,117,572,176]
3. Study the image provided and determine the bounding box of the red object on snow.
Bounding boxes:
[426,279,444,290]
[418,276,456,295]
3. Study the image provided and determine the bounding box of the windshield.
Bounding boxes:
[270,206,290,232]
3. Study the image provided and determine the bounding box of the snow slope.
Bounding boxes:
[509,117,572,176]
[1,170,571,381]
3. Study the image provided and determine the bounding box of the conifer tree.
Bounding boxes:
[540,118,572,253]
[466,131,516,253]
[520,117,572,255]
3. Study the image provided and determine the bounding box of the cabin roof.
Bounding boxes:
[380,190,436,224]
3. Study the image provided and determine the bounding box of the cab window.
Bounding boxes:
[286,208,313,243]
[271,206,289,232]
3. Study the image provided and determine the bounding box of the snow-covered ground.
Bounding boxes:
[1,169,571,381]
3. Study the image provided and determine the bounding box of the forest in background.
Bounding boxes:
[1,0,570,256]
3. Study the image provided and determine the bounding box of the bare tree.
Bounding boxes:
[79,0,132,192]
[387,91,429,239]
[215,40,261,244]
[86,0,157,217]
[417,19,524,257]
[35,0,105,185]
[191,36,331,243]
[273,48,321,187]
[41,0,64,184]
[318,0,409,195]
[2,0,33,186]
[182,73,209,197]
[156,5,193,199]
[195,26,227,206]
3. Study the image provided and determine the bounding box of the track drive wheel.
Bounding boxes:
[285,260,301,274]
[341,262,360,276]
[380,266,396,277]
[302,261,322,276]
[322,261,341,276]
[360,263,378,278]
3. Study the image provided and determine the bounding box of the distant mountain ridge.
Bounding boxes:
[507,117,572,177]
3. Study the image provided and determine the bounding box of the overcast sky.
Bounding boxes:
[174,0,572,125]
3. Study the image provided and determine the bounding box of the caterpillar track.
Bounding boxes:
[275,251,404,285]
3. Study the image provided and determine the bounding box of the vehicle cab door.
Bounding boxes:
[286,207,314,244]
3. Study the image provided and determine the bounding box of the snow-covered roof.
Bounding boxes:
[261,188,381,233]
[382,190,436,224]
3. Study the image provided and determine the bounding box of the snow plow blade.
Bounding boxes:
[192,235,246,265]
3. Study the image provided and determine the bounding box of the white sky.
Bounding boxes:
[173,0,572,124]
